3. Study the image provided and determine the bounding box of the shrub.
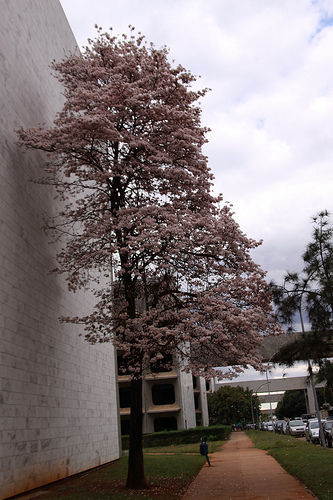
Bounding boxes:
[122,425,230,449]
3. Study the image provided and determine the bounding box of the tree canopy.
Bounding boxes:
[274,390,307,420]
[270,211,333,366]
[208,385,260,425]
[18,28,279,489]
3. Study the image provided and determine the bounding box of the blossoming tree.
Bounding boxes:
[18,28,279,489]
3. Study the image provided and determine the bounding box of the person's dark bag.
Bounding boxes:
[200,442,208,456]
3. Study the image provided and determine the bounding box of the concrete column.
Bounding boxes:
[199,377,210,427]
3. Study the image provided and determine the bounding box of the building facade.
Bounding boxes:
[118,355,210,435]
[0,2,120,498]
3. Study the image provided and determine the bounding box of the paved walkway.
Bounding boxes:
[182,432,317,500]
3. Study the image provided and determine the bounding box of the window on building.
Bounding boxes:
[121,419,130,435]
[150,353,173,373]
[117,356,131,376]
[194,394,199,409]
[152,384,175,405]
[192,376,197,389]
[119,387,131,408]
[154,417,177,432]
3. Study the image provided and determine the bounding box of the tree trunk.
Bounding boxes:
[126,376,148,489]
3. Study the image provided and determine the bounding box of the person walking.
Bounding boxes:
[199,437,211,466]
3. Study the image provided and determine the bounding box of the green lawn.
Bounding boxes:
[23,441,224,500]
[246,430,333,500]
[17,432,333,500]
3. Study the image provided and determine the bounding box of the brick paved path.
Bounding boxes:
[182,431,317,499]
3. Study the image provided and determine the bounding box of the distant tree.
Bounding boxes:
[208,385,260,425]
[270,212,333,447]
[18,28,279,490]
[315,361,333,405]
[275,390,307,419]
[270,211,333,365]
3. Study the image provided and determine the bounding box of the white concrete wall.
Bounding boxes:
[0,2,120,498]
[179,371,196,429]
[198,377,209,427]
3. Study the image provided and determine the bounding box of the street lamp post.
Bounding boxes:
[265,350,288,432]
[251,381,272,427]
[251,393,255,426]
[265,363,275,432]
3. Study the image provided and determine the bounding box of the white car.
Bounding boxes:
[305,419,325,444]
[287,420,306,437]
[266,422,274,432]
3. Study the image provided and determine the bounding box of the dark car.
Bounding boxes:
[274,420,285,433]
[323,419,333,447]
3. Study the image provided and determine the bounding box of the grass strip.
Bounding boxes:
[20,441,224,500]
[246,430,333,500]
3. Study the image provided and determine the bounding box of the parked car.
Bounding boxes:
[305,418,325,444]
[274,420,285,433]
[263,421,274,431]
[287,419,306,437]
[323,419,333,447]
[276,420,288,434]
[301,413,317,423]
[261,421,274,431]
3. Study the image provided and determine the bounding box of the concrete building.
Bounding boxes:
[0,2,120,498]
[118,356,210,435]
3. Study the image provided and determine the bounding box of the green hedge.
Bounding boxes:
[122,425,231,450]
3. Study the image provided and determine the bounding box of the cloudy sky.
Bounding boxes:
[58,0,333,384]
[59,0,333,289]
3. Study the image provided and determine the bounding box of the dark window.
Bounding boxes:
[193,376,197,389]
[119,387,131,408]
[117,356,131,376]
[152,384,175,405]
[150,353,173,373]
[121,419,130,435]
[194,394,199,409]
[154,417,177,432]
[206,380,210,391]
